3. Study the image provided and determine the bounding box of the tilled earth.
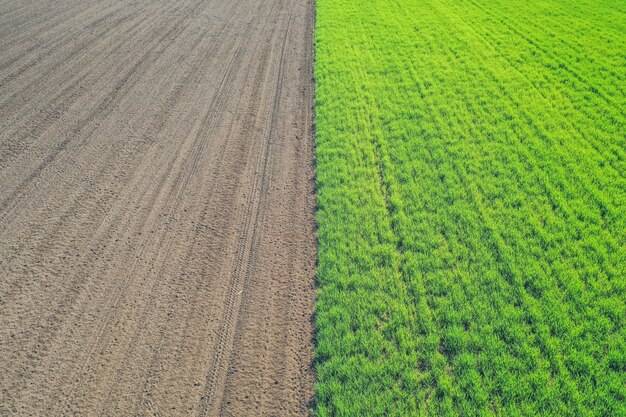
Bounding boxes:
[0,0,316,415]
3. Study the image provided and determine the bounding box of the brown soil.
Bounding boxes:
[0,0,316,415]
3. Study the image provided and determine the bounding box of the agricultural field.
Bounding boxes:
[0,0,315,415]
[314,0,626,415]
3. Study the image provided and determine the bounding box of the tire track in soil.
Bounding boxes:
[0,0,316,415]
[197,5,288,414]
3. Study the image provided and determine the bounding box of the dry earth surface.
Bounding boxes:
[0,0,316,415]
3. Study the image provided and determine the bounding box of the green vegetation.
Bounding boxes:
[313,0,626,415]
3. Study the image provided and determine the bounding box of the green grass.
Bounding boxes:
[313,0,626,415]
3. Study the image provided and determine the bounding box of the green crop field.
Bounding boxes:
[313,0,626,415]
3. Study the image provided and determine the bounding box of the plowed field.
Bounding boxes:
[0,0,316,415]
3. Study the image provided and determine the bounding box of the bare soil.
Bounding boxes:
[0,0,316,415]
